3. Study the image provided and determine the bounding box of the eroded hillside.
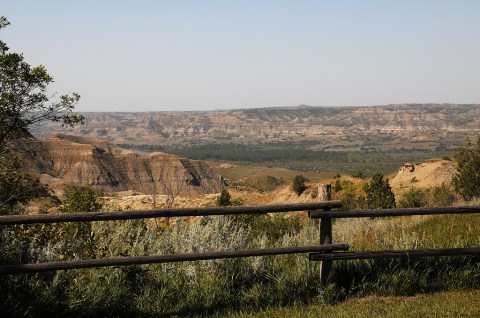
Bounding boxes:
[17,135,226,197]
[29,104,480,148]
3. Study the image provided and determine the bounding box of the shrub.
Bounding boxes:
[363,172,395,209]
[428,184,456,207]
[216,189,232,206]
[452,136,480,200]
[292,175,307,196]
[398,187,426,208]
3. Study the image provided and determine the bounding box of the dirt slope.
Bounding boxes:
[390,159,457,193]
[17,135,226,197]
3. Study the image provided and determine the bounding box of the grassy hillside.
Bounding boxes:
[122,142,452,176]
[215,164,336,191]
[225,289,480,318]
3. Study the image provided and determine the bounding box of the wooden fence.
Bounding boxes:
[1,199,480,285]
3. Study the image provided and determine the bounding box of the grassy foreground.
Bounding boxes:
[226,289,480,318]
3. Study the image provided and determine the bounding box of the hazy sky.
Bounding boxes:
[2,1,480,112]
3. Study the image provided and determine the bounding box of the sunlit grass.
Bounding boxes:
[223,289,480,318]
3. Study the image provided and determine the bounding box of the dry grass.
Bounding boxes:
[225,289,480,318]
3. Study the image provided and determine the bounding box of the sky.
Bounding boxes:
[2,1,480,112]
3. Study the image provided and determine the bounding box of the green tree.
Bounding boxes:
[59,185,102,259]
[0,150,48,215]
[0,17,83,215]
[398,187,426,208]
[429,183,456,207]
[59,185,102,213]
[363,172,395,209]
[216,189,232,206]
[216,189,244,207]
[452,136,480,200]
[334,179,343,192]
[352,170,365,179]
[340,187,357,210]
[0,16,83,151]
[292,174,307,196]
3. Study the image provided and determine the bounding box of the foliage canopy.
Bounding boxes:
[397,187,425,208]
[0,16,83,151]
[216,189,232,206]
[452,136,480,200]
[0,16,83,215]
[292,174,307,196]
[0,150,48,215]
[363,172,395,209]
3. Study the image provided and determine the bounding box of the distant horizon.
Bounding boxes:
[3,1,480,112]
[70,102,480,113]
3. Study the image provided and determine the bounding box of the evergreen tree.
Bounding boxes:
[363,172,395,209]
[292,175,307,196]
[452,136,480,200]
[216,189,232,206]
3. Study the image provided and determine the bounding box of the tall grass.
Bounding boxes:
[1,210,479,317]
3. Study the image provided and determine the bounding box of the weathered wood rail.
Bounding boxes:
[0,202,345,274]
[0,244,349,274]
[309,204,480,284]
[0,201,341,225]
[1,199,480,283]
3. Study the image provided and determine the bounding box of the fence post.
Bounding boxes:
[318,184,332,287]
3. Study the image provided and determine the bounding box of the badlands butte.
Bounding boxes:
[31,104,480,148]
[23,104,474,208]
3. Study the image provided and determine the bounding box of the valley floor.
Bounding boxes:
[225,289,480,318]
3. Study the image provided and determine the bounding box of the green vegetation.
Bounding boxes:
[119,141,451,176]
[216,189,232,206]
[217,165,333,191]
[58,185,103,259]
[216,189,243,206]
[60,185,102,213]
[0,16,83,217]
[397,187,426,208]
[225,289,480,318]
[363,172,396,209]
[0,150,48,215]
[2,201,480,316]
[453,136,480,200]
[0,16,82,150]
[292,175,307,196]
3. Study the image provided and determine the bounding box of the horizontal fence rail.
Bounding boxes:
[309,247,480,261]
[0,244,349,274]
[0,201,342,225]
[308,206,480,219]
[2,197,480,279]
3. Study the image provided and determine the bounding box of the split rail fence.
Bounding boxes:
[1,196,480,286]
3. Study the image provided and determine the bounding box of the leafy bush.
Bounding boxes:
[398,187,426,208]
[292,175,307,196]
[452,136,480,200]
[428,183,456,207]
[363,172,395,209]
[0,150,48,215]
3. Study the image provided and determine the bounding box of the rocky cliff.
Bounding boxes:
[29,104,480,144]
[390,159,457,192]
[18,135,226,196]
